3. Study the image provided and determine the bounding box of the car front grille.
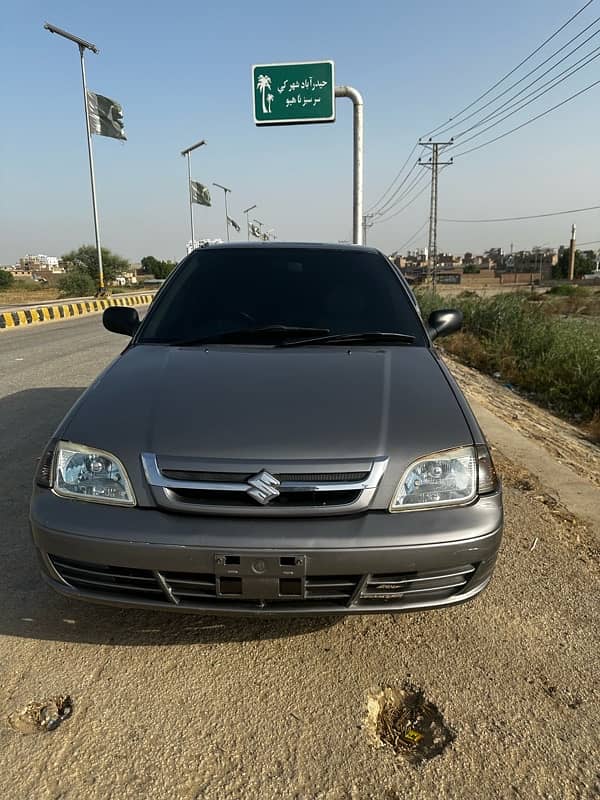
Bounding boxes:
[49,555,478,611]
[141,453,388,517]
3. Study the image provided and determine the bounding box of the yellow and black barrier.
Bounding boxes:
[0,293,155,331]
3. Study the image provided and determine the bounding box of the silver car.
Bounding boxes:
[30,243,502,616]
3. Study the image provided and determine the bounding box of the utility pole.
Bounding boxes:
[419,140,453,292]
[568,223,577,281]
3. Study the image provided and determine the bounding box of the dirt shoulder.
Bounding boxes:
[444,352,600,535]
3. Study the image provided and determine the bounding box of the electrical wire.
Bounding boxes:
[421,0,596,138]
[434,13,600,138]
[375,165,451,225]
[451,77,600,158]
[448,45,600,149]
[441,204,600,223]
[397,220,429,252]
[450,31,600,141]
[366,143,419,214]
[372,171,431,223]
[372,163,425,218]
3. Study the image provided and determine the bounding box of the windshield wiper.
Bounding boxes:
[170,325,331,346]
[278,331,416,347]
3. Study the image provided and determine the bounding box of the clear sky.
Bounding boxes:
[2,0,600,264]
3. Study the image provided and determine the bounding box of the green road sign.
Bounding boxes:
[252,61,335,126]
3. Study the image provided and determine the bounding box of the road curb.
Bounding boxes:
[0,293,154,331]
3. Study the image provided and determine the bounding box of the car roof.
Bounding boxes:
[192,241,382,255]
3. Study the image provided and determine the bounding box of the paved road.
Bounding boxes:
[0,317,598,799]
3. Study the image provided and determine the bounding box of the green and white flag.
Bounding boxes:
[190,181,211,207]
[249,222,262,239]
[86,91,126,140]
[228,216,241,233]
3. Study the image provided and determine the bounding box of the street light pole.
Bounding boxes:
[213,183,232,242]
[44,22,105,293]
[181,139,206,251]
[243,204,257,240]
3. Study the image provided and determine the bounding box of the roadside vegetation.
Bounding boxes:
[0,245,166,304]
[418,289,600,439]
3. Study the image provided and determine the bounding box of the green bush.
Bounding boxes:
[0,269,15,290]
[58,270,97,298]
[548,284,588,296]
[416,289,600,421]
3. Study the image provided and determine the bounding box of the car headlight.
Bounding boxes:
[52,441,136,506]
[390,445,497,512]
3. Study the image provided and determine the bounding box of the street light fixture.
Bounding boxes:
[213,183,232,242]
[181,139,206,251]
[243,204,257,240]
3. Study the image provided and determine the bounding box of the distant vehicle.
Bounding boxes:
[31,243,503,616]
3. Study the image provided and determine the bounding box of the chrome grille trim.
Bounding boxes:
[141,453,388,516]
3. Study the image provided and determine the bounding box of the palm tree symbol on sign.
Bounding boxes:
[256,74,272,114]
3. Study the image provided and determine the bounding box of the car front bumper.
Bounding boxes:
[31,490,503,616]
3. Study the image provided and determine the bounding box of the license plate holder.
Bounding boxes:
[214,553,306,600]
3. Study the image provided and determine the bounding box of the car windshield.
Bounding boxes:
[137,246,427,345]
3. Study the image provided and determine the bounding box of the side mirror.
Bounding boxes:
[427,308,463,340]
[103,306,140,337]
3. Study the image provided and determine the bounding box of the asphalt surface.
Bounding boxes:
[1,316,599,800]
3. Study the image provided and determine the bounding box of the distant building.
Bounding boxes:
[19,254,63,272]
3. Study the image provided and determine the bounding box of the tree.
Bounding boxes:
[58,270,97,298]
[0,269,15,290]
[61,245,130,284]
[140,255,161,274]
[140,255,176,279]
[553,248,596,279]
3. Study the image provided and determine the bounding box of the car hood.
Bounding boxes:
[62,344,474,505]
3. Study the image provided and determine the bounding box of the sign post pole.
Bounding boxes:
[252,61,363,245]
[335,86,363,245]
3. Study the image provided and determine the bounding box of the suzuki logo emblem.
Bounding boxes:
[246,470,281,505]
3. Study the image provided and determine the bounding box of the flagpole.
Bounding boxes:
[181,140,206,252]
[243,204,257,241]
[44,23,105,293]
[186,152,195,248]
[79,46,104,292]
[213,183,232,243]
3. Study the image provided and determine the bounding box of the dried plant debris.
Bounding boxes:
[8,695,73,734]
[366,685,455,765]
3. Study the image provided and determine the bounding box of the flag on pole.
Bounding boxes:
[228,216,241,233]
[249,223,262,239]
[190,181,211,206]
[86,91,127,140]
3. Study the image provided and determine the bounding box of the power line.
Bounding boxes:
[372,171,431,224]
[374,165,450,225]
[366,143,419,214]
[452,76,600,158]
[448,45,600,149]
[422,0,596,138]
[450,28,600,141]
[397,220,429,252]
[441,203,600,222]
[372,163,425,218]
[435,13,600,138]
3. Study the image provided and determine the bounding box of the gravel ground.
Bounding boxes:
[0,317,598,799]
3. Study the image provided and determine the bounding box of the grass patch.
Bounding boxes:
[417,289,600,422]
